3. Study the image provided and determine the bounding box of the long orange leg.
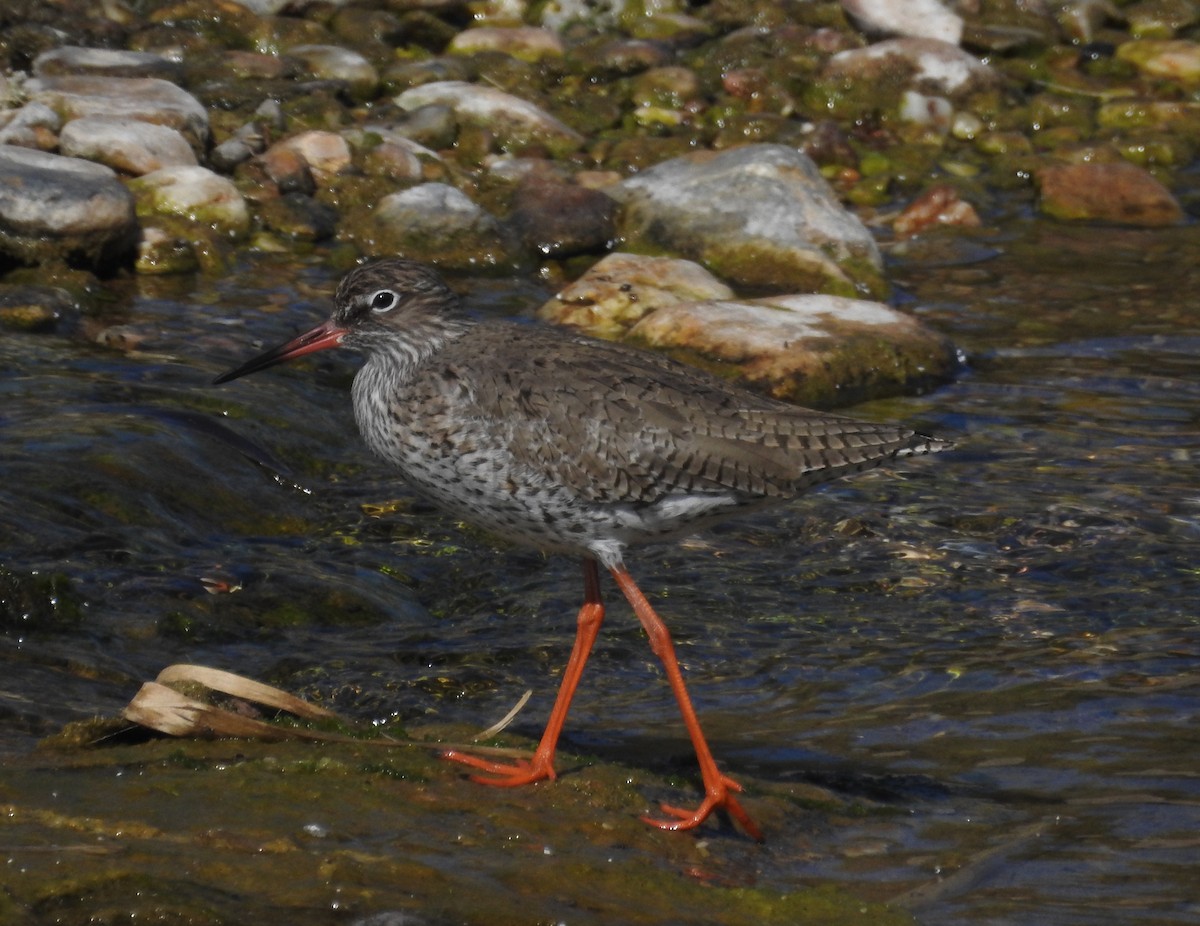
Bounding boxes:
[442,559,605,786]
[609,565,764,842]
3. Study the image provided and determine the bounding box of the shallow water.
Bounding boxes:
[1,218,1198,924]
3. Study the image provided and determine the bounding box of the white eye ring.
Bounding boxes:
[370,289,398,313]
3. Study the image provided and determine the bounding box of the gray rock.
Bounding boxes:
[24,75,210,149]
[394,81,583,157]
[287,44,379,102]
[609,144,885,296]
[59,117,198,175]
[0,146,136,269]
[32,46,185,82]
[0,102,61,149]
[355,182,517,269]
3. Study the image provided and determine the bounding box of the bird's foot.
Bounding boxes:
[643,773,764,842]
[441,749,557,788]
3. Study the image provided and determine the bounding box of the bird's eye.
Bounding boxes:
[370,290,398,313]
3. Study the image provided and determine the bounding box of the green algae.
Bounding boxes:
[0,733,916,926]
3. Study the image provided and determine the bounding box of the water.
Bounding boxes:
[1,219,1198,924]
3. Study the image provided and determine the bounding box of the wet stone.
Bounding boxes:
[24,74,210,149]
[268,130,353,182]
[608,143,885,295]
[354,181,518,269]
[537,252,735,339]
[574,37,674,76]
[381,56,477,94]
[825,37,998,98]
[32,46,185,83]
[259,192,338,241]
[0,146,137,269]
[627,294,959,406]
[0,101,61,150]
[1036,161,1185,226]
[448,26,565,62]
[509,179,617,258]
[1116,38,1200,82]
[842,0,965,43]
[0,285,77,333]
[381,103,458,150]
[129,165,251,238]
[286,44,379,102]
[58,117,198,175]
[394,80,584,158]
[893,184,982,237]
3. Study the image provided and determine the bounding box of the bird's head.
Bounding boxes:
[213,259,461,385]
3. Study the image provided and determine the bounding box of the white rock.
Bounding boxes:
[827,38,994,96]
[841,0,963,45]
[59,117,197,175]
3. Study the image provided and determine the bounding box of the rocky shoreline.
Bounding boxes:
[0,0,1194,402]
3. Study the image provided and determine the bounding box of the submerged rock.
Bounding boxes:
[351,181,518,269]
[825,37,997,97]
[286,44,379,102]
[608,144,885,296]
[394,80,584,158]
[0,147,137,270]
[509,179,617,258]
[1036,161,1185,226]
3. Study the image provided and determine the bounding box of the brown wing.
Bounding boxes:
[432,321,938,505]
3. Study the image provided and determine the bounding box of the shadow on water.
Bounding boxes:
[1,221,1199,924]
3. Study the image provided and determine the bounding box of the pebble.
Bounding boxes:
[841,0,964,44]
[32,46,184,82]
[1036,161,1185,226]
[59,117,198,175]
[286,44,379,102]
[24,74,210,149]
[1116,39,1200,82]
[893,185,982,237]
[537,253,734,339]
[356,182,517,269]
[509,179,616,259]
[447,27,565,62]
[609,144,884,295]
[129,165,251,238]
[825,37,997,97]
[0,102,60,150]
[394,81,584,158]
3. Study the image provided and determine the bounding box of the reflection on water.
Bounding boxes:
[2,224,1198,924]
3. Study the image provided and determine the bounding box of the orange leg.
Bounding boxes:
[442,559,605,786]
[609,565,764,842]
